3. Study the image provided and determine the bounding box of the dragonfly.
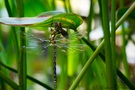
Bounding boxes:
[0,11,84,88]
[20,22,86,87]
[22,24,86,55]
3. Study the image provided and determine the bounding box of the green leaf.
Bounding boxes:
[40,13,83,29]
[0,11,83,30]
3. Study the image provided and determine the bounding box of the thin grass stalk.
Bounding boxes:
[63,0,72,12]
[87,0,94,39]
[4,0,12,16]
[0,67,5,90]
[63,0,68,12]
[15,0,24,17]
[0,44,5,90]
[66,0,72,12]
[121,24,130,78]
[51,0,56,10]
[116,2,135,28]
[69,2,135,90]
[15,0,27,90]
[117,70,134,89]
[0,71,19,89]
[0,24,5,90]
[120,0,130,79]
[111,0,117,89]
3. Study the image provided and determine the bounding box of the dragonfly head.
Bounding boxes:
[53,22,69,38]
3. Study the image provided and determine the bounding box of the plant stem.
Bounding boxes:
[0,66,5,90]
[63,0,72,12]
[111,0,117,89]
[120,0,130,79]
[0,71,19,89]
[122,24,130,78]
[15,0,27,90]
[87,0,94,39]
[101,0,115,89]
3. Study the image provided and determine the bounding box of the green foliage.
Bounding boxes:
[0,0,135,90]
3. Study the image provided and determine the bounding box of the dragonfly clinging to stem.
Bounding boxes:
[21,22,86,88]
[47,22,86,88]
[49,22,69,87]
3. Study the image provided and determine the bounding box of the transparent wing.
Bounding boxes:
[17,31,50,43]
[18,30,85,44]
[23,41,86,55]
[23,41,50,55]
[53,31,86,44]
[21,35,50,55]
[18,30,86,55]
[55,43,86,54]
[17,31,49,55]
